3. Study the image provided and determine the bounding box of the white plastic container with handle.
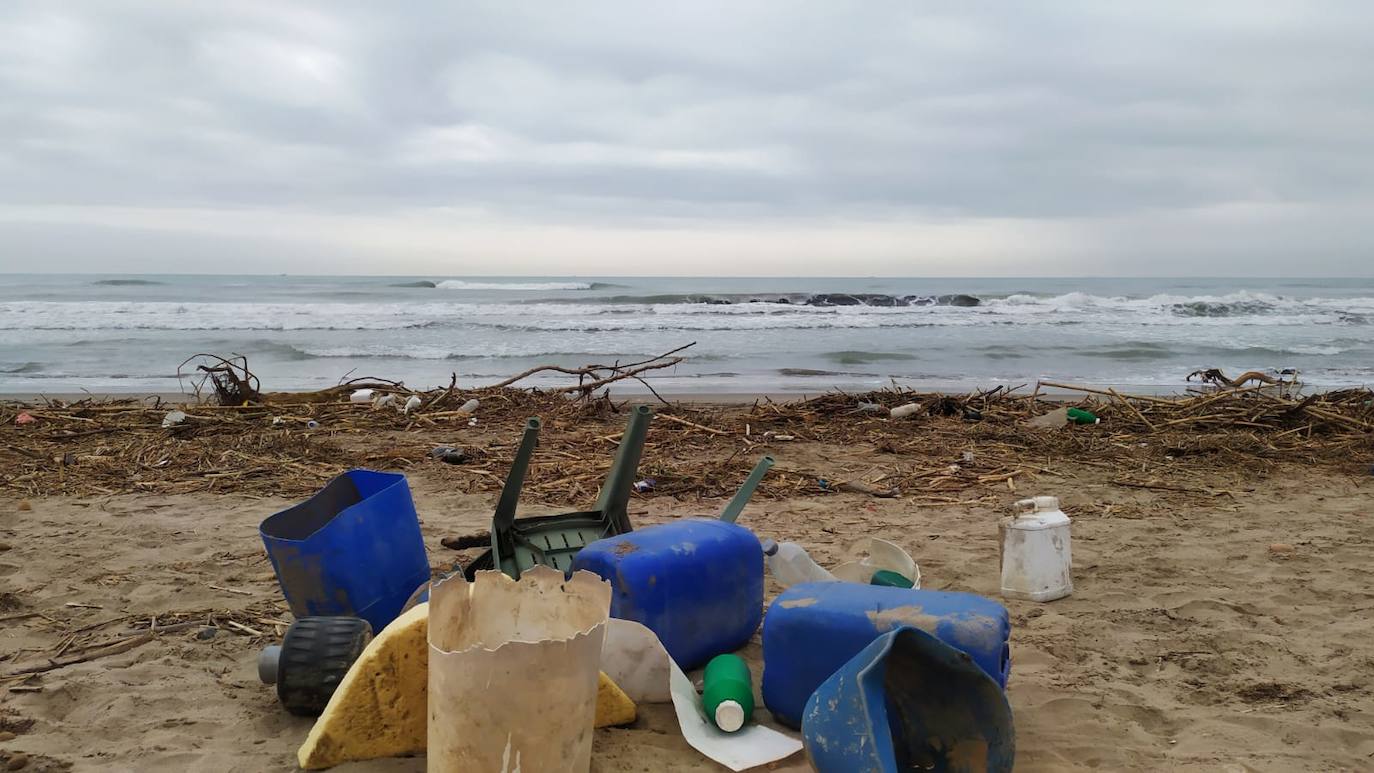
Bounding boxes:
[1000,496,1073,602]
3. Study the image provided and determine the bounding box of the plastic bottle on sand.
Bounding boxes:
[761,539,837,587]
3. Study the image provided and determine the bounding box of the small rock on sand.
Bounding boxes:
[1268,543,1295,555]
[6,753,29,771]
[0,543,11,552]
[0,731,15,742]
[16,500,31,512]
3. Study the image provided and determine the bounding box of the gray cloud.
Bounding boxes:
[1,1,1372,275]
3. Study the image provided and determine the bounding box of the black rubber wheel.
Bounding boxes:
[276,616,372,716]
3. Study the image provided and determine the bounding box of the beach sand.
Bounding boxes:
[2,401,1373,771]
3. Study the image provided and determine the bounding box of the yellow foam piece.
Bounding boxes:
[595,671,637,728]
[296,603,636,769]
[297,604,430,770]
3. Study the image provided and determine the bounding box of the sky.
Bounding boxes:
[1,1,1372,276]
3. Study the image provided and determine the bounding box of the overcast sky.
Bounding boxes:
[1,1,1371,276]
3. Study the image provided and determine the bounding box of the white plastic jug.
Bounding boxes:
[1000,496,1073,602]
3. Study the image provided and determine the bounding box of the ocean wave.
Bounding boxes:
[0,361,44,374]
[822,350,918,365]
[435,280,598,291]
[92,279,164,286]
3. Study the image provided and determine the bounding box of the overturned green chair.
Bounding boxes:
[464,405,654,579]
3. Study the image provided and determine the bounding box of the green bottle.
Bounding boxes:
[702,654,754,732]
[1066,407,1100,425]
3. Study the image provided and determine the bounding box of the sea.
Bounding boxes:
[1,275,1372,396]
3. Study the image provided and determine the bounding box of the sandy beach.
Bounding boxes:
[3,387,1373,772]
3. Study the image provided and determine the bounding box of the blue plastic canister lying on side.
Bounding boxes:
[260,469,429,633]
[761,582,1011,728]
[571,519,763,669]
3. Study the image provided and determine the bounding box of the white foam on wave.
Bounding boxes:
[435,280,593,291]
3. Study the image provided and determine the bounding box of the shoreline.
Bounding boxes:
[0,382,1265,405]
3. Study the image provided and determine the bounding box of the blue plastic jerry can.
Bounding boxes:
[260,470,430,633]
[761,582,1011,728]
[571,519,764,669]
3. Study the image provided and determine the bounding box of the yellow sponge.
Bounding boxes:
[297,604,429,770]
[296,603,636,769]
[595,671,637,728]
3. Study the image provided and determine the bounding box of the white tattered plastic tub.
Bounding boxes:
[427,567,611,773]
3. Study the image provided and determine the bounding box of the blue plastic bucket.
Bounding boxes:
[802,625,1014,773]
[260,470,429,632]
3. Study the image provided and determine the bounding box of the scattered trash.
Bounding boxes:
[802,626,1014,773]
[160,410,187,428]
[772,434,795,442]
[270,416,286,427]
[963,407,984,421]
[297,604,429,769]
[889,403,922,420]
[962,451,975,463]
[762,539,837,587]
[601,619,802,771]
[373,394,396,410]
[1067,407,1100,425]
[349,389,375,403]
[575,518,765,669]
[817,478,829,491]
[832,537,920,589]
[761,583,1011,728]
[305,420,320,430]
[855,401,889,414]
[466,417,477,427]
[196,626,218,640]
[468,407,652,580]
[402,395,421,414]
[427,567,610,772]
[596,671,638,727]
[428,446,467,464]
[1027,406,1069,429]
[260,470,430,632]
[633,478,657,493]
[869,569,913,588]
[457,398,480,415]
[297,600,638,770]
[703,654,754,732]
[1000,496,1073,602]
[718,456,775,524]
[14,412,36,426]
[259,617,372,716]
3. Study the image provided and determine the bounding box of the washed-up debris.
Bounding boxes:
[161,410,187,428]
[889,403,921,419]
[428,446,467,464]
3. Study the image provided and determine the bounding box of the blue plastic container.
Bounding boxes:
[571,520,763,669]
[260,470,429,633]
[761,582,1010,728]
[802,626,1014,773]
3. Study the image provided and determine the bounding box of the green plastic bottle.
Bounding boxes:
[702,654,754,732]
[1066,407,1100,425]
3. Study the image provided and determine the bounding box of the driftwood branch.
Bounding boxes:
[486,342,696,397]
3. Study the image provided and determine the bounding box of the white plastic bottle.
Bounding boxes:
[761,539,837,587]
[1000,496,1073,602]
